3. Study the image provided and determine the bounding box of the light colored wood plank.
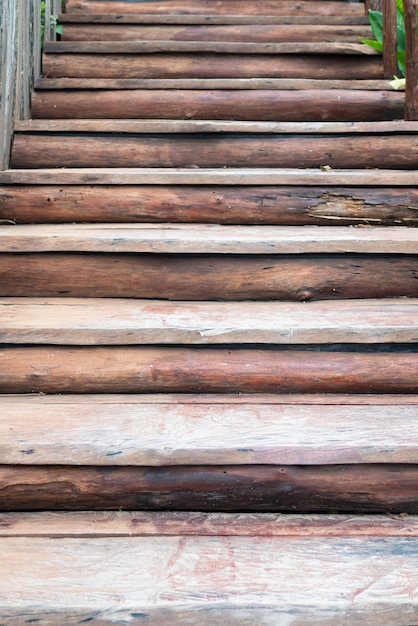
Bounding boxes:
[44,40,378,54]
[34,77,393,90]
[2,535,418,624]
[2,395,418,465]
[1,167,418,185]
[1,298,418,345]
[0,511,417,537]
[15,119,418,133]
[0,224,417,253]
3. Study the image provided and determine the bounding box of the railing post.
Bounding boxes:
[403,0,418,119]
[0,1,18,169]
[382,0,399,78]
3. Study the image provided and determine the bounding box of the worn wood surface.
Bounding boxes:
[58,14,372,25]
[3,167,418,185]
[11,132,418,169]
[2,535,418,624]
[41,54,383,80]
[2,510,418,537]
[64,0,366,16]
[3,463,418,511]
[2,185,418,225]
[1,347,418,394]
[32,89,400,121]
[61,23,372,43]
[3,395,418,465]
[1,224,417,254]
[404,0,418,120]
[383,0,399,78]
[1,298,418,345]
[2,253,418,300]
[34,77,393,89]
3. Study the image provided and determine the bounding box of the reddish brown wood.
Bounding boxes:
[10,132,418,168]
[2,464,418,512]
[383,0,399,78]
[403,0,418,119]
[61,23,372,43]
[40,54,383,80]
[2,185,418,225]
[1,253,418,300]
[1,347,418,394]
[64,0,366,17]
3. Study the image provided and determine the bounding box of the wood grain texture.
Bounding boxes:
[1,224,417,254]
[2,298,418,345]
[41,54,383,80]
[1,347,418,394]
[2,510,418,537]
[2,253,418,300]
[64,0,366,16]
[11,132,418,169]
[3,464,418,511]
[2,185,418,225]
[60,23,372,43]
[2,168,418,185]
[2,535,418,624]
[3,395,418,465]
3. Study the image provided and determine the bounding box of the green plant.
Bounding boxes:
[362,0,406,86]
[40,1,63,48]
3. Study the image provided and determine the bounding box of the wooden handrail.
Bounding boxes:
[383,0,399,77]
[403,0,418,119]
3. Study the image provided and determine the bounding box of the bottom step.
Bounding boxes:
[1,512,418,625]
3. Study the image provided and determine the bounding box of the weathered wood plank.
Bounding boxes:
[2,168,418,186]
[2,185,418,226]
[2,535,418,624]
[64,0,366,16]
[1,347,418,394]
[11,132,418,169]
[3,464,418,511]
[2,396,418,465]
[1,298,417,345]
[34,77,393,89]
[1,224,417,253]
[31,89,401,121]
[44,40,377,54]
[60,23,372,43]
[41,54,383,80]
[19,120,418,133]
[2,253,418,301]
[2,510,418,537]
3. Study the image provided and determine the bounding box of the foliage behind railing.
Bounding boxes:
[0,0,61,170]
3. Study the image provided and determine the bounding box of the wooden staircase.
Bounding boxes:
[2,0,418,622]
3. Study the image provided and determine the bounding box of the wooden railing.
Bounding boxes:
[0,0,61,170]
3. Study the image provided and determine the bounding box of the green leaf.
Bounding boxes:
[368,10,383,43]
[396,9,406,52]
[397,49,406,75]
[361,38,384,52]
[397,0,404,15]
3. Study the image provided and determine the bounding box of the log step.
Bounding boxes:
[2,184,418,225]
[1,298,418,345]
[2,393,418,465]
[57,14,372,25]
[2,253,418,300]
[60,22,372,43]
[0,224,416,253]
[64,0,367,17]
[11,129,418,168]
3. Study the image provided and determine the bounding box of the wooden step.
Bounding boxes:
[57,14,372,25]
[60,22,372,43]
[2,167,418,186]
[2,253,418,300]
[1,298,418,344]
[30,89,402,120]
[0,224,416,253]
[2,518,418,623]
[41,53,382,81]
[12,128,418,169]
[2,183,418,225]
[2,393,418,465]
[64,0,367,17]
[2,345,418,393]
